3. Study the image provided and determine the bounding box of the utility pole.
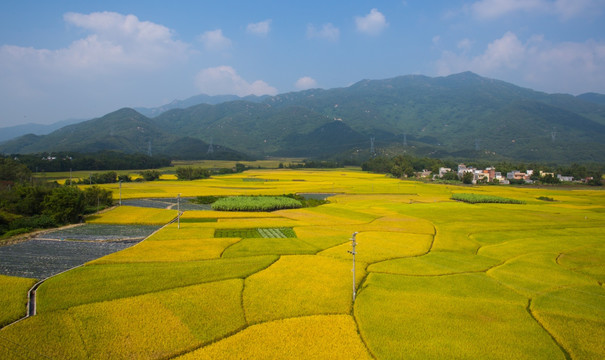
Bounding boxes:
[177,193,181,229]
[119,180,122,206]
[348,232,358,302]
[207,137,214,154]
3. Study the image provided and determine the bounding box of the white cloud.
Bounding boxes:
[295,76,318,90]
[355,8,388,35]
[307,23,340,41]
[457,38,474,51]
[0,11,189,71]
[435,32,605,94]
[195,66,278,96]
[554,0,605,19]
[247,20,271,36]
[470,0,545,19]
[0,11,190,125]
[469,0,605,20]
[199,29,232,52]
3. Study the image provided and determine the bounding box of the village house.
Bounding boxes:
[438,167,452,177]
[507,170,533,183]
[557,174,574,182]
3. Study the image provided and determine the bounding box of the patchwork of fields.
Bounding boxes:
[0,169,603,359]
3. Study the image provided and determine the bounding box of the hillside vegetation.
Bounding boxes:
[1,72,604,163]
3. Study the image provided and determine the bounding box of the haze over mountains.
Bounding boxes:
[1,72,604,163]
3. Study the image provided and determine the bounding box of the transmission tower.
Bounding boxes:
[403,134,408,147]
[207,137,214,154]
[370,137,376,157]
[148,140,152,156]
[551,127,557,142]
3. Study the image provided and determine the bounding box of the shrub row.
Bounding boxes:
[211,196,303,212]
[451,193,525,204]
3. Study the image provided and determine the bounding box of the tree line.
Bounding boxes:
[0,157,113,239]
[10,151,171,172]
[361,155,603,185]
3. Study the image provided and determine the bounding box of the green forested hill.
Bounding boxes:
[0,108,248,160]
[2,72,604,163]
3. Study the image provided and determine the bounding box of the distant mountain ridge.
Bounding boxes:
[1,72,604,164]
[134,94,267,117]
[0,118,84,143]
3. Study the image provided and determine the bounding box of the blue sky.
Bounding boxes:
[1,0,604,127]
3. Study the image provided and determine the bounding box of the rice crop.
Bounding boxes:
[486,252,595,298]
[531,285,605,359]
[211,196,302,211]
[37,255,278,312]
[181,210,278,219]
[0,275,37,327]
[243,255,365,324]
[86,206,177,225]
[176,315,372,360]
[0,279,246,360]
[355,273,565,360]
[2,167,603,359]
[368,251,501,275]
[214,227,296,238]
[148,225,216,240]
[213,217,302,229]
[318,231,433,264]
[91,238,240,264]
[0,312,89,359]
[478,228,604,260]
[221,238,318,258]
[451,193,525,204]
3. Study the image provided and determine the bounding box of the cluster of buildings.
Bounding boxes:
[436,164,576,185]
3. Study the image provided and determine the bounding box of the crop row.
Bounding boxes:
[451,193,525,204]
[214,228,296,239]
[211,196,302,212]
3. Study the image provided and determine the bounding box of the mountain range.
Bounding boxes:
[1,72,604,164]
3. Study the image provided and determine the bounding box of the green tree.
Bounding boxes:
[390,165,403,178]
[0,157,31,182]
[118,174,132,182]
[42,186,84,224]
[83,186,113,209]
[175,166,210,180]
[90,171,118,184]
[442,171,459,181]
[139,170,162,181]
[462,172,474,184]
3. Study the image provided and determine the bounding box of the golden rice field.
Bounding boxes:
[0,168,604,359]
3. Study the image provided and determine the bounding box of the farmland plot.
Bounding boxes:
[0,239,140,279]
[0,169,603,359]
